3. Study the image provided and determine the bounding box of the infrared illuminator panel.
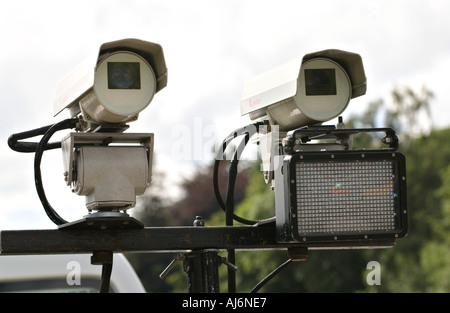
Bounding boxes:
[275,151,407,244]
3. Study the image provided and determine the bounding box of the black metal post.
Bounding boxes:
[181,216,221,293]
[183,250,221,293]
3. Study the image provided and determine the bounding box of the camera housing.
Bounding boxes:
[61,132,154,212]
[240,49,366,131]
[54,38,167,130]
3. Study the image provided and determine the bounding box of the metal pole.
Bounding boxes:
[183,250,221,293]
[0,224,395,255]
[182,217,221,293]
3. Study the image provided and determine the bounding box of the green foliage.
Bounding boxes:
[434,165,450,239]
[418,163,450,292]
[232,162,275,223]
[352,86,448,292]
[420,241,450,292]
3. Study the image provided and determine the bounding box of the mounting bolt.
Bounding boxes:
[193,216,205,227]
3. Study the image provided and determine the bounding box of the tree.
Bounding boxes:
[350,85,450,293]
[387,86,434,140]
[347,85,434,146]
[363,127,450,292]
[420,164,450,292]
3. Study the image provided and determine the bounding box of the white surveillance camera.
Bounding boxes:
[240,49,366,131]
[54,38,167,129]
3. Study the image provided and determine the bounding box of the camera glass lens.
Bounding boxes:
[107,62,141,89]
[304,68,337,96]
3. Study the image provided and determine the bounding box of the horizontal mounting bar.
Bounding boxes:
[0,223,395,255]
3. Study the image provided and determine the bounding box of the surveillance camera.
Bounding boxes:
[52,39,167,218]
[240,49,366,131]
[54,38,167,130]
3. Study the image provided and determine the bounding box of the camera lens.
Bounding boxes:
[304,68,337,96]
[107,62,141,89]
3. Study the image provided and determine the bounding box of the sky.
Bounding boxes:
[1,0,450,230]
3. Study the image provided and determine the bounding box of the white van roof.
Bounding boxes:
[0,253,145,293]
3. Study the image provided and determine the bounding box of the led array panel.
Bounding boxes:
[291,153,406,241]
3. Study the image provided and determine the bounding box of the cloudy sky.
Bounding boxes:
[1,0,449,230]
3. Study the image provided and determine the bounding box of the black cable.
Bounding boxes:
[226,249,236,293]
[225,142,242,293]
[34,118,79,226]
[213,122,265,226]
[100,263,113,293]
[8,124,63,153]
[249,259,292,293]
[213,135,237,210]
[214,121,280,292]
[215,123,270,292]
[225,131,261,293]
[217,131,252,292]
